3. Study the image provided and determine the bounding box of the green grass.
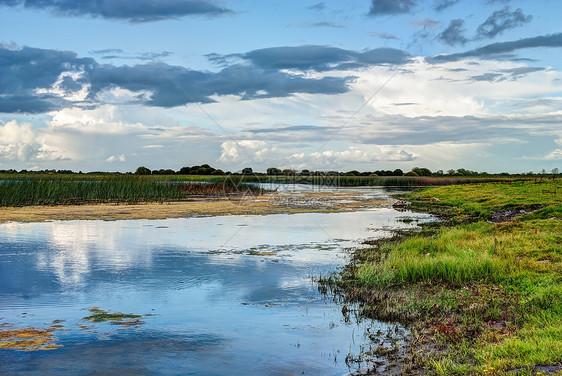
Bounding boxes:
[333,179,562,375]
[0,174,264,206]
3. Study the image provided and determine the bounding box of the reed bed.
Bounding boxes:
[0,175,262,206]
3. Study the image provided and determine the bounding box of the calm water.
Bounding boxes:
[0,196,433,375]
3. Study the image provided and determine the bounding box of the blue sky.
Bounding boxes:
[1,0,561,173]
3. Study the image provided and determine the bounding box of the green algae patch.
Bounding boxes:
[0,326,62,351]
[83,307,144,326]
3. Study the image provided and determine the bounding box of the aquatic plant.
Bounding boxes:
[82,307,143,325]
[0,174,265,206]
[0,326,62,351]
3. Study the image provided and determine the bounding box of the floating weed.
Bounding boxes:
[82,307,144,326]
[0,327,62,351]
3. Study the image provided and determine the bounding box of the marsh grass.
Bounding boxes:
[330,179,562,375]
[0,174,264,206]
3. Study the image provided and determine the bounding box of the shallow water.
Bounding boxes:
[0,197,433,375]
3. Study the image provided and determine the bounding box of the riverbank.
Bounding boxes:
[0,191,390,223]
[327,180,561,375]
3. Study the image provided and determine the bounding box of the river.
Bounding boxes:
[0,187,433,375]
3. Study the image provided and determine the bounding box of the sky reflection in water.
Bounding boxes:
[0,207,433,375]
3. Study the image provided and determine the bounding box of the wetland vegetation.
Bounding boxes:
[323,179,562,375]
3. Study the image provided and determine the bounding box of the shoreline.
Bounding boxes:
[0,192,392,223]
[327,180,562,375]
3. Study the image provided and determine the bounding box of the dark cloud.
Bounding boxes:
[0,45,357,113]
[431,33,562,62]
[369,32,399,40]
[469,67,544,82]
[90,48,124,55]
[470,72,504,82]
[241,45,410,71]
[433,0,460,12]
[368,0,416,16]
[410,18,441,30]
[295,22,346,29]
[308,2,325,11]
[0,46,95,113]
[90,49,173,61]
[0,0,233,22]
[438,19,468,46]
[476,7,532,39]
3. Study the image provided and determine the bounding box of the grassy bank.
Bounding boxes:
[328,180,561,375]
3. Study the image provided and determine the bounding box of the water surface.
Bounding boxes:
[0,200,433,375]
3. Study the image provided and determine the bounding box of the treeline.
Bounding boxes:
[1,165,559,177]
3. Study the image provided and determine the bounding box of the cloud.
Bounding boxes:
[544,149,562,160]
[438,19,468,46]
[431,33,562,62]
[410,18,441,30]
[218,140,268,163]
[308,2,326,11]
[1,44,363,113]
[368,0,416,16]
[240,45,410,71]
[476,7,532,39]
[0,45,95,113]
[0,120,39,161]
[433,0,460,12]
[296,22,346,29]
[106,154,126,162]
[369,32,399,40]
[0,0,233,23]
[91,50,173,61]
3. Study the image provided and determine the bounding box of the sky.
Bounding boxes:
[1,0,561,174]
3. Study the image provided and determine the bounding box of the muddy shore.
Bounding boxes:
[0,192,391,223]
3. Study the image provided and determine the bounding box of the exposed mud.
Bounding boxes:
[0,192,391,223]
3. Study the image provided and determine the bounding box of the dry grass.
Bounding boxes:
[0,193,391,223]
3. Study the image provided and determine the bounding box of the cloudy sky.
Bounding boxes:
[1,0,561,173]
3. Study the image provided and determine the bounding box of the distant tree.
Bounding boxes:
[135,166,151,175]
[178,166,192,174]
[393,169,404,176]
[301,169,311,176]
[283,169,296,176]
[242,167,253,175]
[404,171,419,176]
[346,170,360,176]
[412,167,432,176]
[552,168,560,175]
[266,167,282,175]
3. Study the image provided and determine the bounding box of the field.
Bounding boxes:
[325,179,562,375]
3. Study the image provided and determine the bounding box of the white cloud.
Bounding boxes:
[0,120,41,161]
[106,154,126,162]
[35,70,90,102]
[219,140,267,163]
[545,149,562,160]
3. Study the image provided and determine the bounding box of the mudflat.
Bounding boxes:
[0,192,391,223]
